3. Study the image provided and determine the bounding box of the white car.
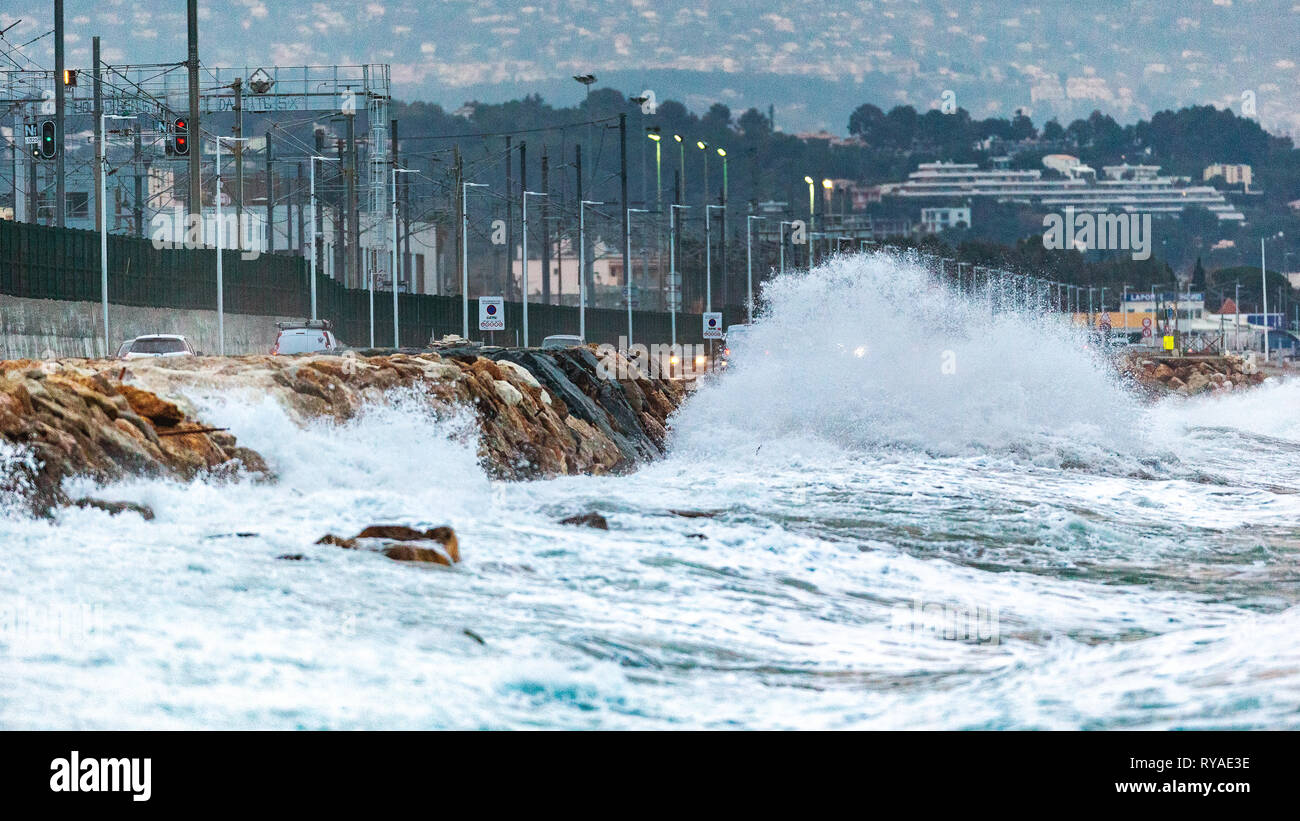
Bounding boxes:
[541,334,585,350]
[116,334,195,360]
[271,321,340,355]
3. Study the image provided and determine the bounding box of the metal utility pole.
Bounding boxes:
[452,146,462,297]
[345,111,359,288]
[232,78,243,250]
[518,141,526,302]
[670,204,690,348]
[746,215,764,324]
[619,114,630,320]
[504,136,513,298]
[54,0,65,227]
[132,125,143,235]
[390,118,399,285]
[265,129,273,252]
[186,0,202,219]
[92,36,102,234]
[579,199,603,340]
[1262,238,1270,359]
[576,144,592,307]
[541,149,551,304]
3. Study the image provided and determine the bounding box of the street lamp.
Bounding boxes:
[214,135,250,356]
[521,190,547,346]
[698,141,713,205]
[673,134,686,201]
[718,147,729,303]
[574,74,596,190]
[627,207,650,346]
[308,155,340,320]
[705,204,723,312]
[579,199,604,341]
[646,130,662,209]
[669,204,690,348]
[746,215,765,324]
[460,180,488,340]
[98,113,133,355]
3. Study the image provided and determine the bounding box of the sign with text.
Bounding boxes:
[703,312,723,339]
[479,297,505,331]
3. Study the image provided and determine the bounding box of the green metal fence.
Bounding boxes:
[1,220,745,348]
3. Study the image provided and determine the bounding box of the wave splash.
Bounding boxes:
[670,252,1141,463]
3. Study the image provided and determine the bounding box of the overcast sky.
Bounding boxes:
[3,0,1298,135]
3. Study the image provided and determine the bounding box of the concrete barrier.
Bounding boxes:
[0,294,306,359]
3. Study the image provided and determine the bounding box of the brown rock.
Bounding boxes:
[560,512,609,530]
[117,384,185,426]
[383,543,455,564]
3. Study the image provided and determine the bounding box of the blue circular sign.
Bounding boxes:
[486,304,498,315]
[708,317,717,327]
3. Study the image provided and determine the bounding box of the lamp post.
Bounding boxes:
[308,155,339,321]
[626,207,650,346]
[214,135,249,356]
[669,204,690,348]
[718,147,728,303]
[673,134,685,200]
[521,190,547,346]
[703,204,723,312]
[460,180,487,340]
[746,215,765,324]
[646,130,662,208]
[579,199,604,341]
[574,74,596,190]
[98,113,133,355]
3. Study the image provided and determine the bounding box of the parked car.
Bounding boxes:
[271,320,340,355]
[541,334,585,350]
[116,334,195,359]
[719,324,754,368]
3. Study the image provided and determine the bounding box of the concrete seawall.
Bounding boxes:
[0,294,304,359]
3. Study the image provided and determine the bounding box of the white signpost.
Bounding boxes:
[703,312,724,339]
[479,297,505,332]
[23,123,38,145]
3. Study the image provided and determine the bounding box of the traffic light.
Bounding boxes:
[172,117,189,156]
[63,69,77,87]
[39,120,57,160]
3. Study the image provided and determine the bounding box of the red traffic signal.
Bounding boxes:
[172,118,189,156]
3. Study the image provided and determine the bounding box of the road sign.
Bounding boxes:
[1141,327,1152,339]
[1162,334,1175,351]
[1141,317,1152,328]
[479,296,505,331]
[1100,312,1111,324]
[703,312,723,339]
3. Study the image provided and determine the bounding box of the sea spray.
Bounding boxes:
[670,251,1141,462]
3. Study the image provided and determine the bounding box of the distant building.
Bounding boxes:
[1203,163,1253,189]
[888,161,1244,221]
[921,207,971,233]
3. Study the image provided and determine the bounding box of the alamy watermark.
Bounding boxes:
[890,597,1000,645]
[1042,206,1150,260]
[150,207,265,261]
[595,337,712,380]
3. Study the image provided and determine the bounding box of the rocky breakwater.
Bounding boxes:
[1119,353,1265,397]
[111,345,686,478]
[1,345,688,514]
[0,359,268,515]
